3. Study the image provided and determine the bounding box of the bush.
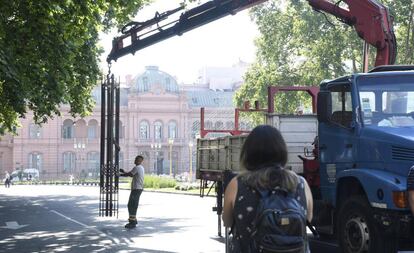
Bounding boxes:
[144,175,176,189]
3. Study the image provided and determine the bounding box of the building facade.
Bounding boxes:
[0,66,250,180]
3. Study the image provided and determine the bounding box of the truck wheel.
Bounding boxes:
[337,196,394,253]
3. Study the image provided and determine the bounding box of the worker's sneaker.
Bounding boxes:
[124,222,137,229]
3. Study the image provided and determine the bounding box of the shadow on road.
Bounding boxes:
[0,194,186,253]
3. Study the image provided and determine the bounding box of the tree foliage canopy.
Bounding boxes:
[0,0,151,134]
[235,0,414,116]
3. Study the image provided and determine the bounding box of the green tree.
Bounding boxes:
[0,0,151,134]
[384,0,414,64]
[235,0,413,116]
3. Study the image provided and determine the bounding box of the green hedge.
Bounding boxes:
[11,175,176,189]
[144,175,176,189]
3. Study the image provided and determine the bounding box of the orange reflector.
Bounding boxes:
[392,191,407,208]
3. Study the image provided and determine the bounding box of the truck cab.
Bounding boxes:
[316,66,414,251]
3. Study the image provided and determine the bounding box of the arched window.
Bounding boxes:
[140,120,150,139]
[29,152,42,171]
[87,152,99,176]
[214,121,223,130]
[168,121,177,139]
[29,124,41,139]
[63,152,76,173]
[119,120,124,139]
[62,119,74,139]
[192,120,200,138]
[154,121,163,140]
[205,121,213,129]
[74,119,87,138]
[87,120,98,139]
[119,152,124,171]
[226,121,234,130]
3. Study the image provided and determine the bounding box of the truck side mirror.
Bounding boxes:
[317,91,332,123]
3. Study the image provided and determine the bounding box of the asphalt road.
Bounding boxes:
[0,185,339,253]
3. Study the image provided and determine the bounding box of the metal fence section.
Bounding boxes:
[99,74,120,217]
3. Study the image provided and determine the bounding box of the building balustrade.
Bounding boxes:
[135,138,186,146]
[59,137,125,145]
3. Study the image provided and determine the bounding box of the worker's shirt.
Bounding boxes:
[408,166,414,191]
[131,165,145,190]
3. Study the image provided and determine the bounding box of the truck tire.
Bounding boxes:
[337,196,395,253]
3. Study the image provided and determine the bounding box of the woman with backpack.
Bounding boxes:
[223,125,313,253]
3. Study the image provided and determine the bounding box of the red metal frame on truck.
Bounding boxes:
[200,86,319,137]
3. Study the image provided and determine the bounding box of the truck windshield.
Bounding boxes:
[357,75,414,127]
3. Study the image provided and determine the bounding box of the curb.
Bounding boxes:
[126,188,202,197]
[13,182,212,197]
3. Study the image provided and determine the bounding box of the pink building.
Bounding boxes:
[0,66,247,180]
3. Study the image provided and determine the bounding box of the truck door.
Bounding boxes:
[319,83,358,203]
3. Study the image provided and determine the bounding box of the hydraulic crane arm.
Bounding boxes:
[307,0,396,67]
[107,0,266,63]
[107,0,396,67]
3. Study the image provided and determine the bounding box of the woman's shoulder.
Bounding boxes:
[296,174,305,183]
[294,174,306,190]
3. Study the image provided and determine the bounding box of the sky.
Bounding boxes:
[99,0,260,84]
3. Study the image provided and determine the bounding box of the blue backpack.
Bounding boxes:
[250,188,307,253]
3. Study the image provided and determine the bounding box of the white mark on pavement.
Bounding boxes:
[50,210,120,244]
[0,221,28,230]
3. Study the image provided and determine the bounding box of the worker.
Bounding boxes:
[120,155,145,229]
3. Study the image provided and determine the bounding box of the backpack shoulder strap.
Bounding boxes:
[294,176,307,211]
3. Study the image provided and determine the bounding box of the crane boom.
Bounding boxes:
[307,0,396,67]
[107,0,396,67]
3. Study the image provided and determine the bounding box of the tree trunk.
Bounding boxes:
[406,4,414,64]
[352,57,357,73]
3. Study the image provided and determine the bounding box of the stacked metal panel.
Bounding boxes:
[99,74,121,217]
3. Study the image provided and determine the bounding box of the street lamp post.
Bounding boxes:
[188,142,193,182]
[168,138,174,177]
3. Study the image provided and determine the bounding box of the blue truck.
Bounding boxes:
[313,65,414,252]
[196,66,414,252]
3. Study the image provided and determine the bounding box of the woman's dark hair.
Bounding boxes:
[240,125,287,169]
[240,125,297,191]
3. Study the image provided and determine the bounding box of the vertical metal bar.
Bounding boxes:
[115,82,120,178]
[234,109,239,131]
[109,74,115,216]
[106,75,113,216]
[115,78,120,217]
[217,180,223,237]
[363,42,369,73]
[225,227,229,253]
[267,86,275,113]
[200,107,205,137]
[99,78,106,216]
